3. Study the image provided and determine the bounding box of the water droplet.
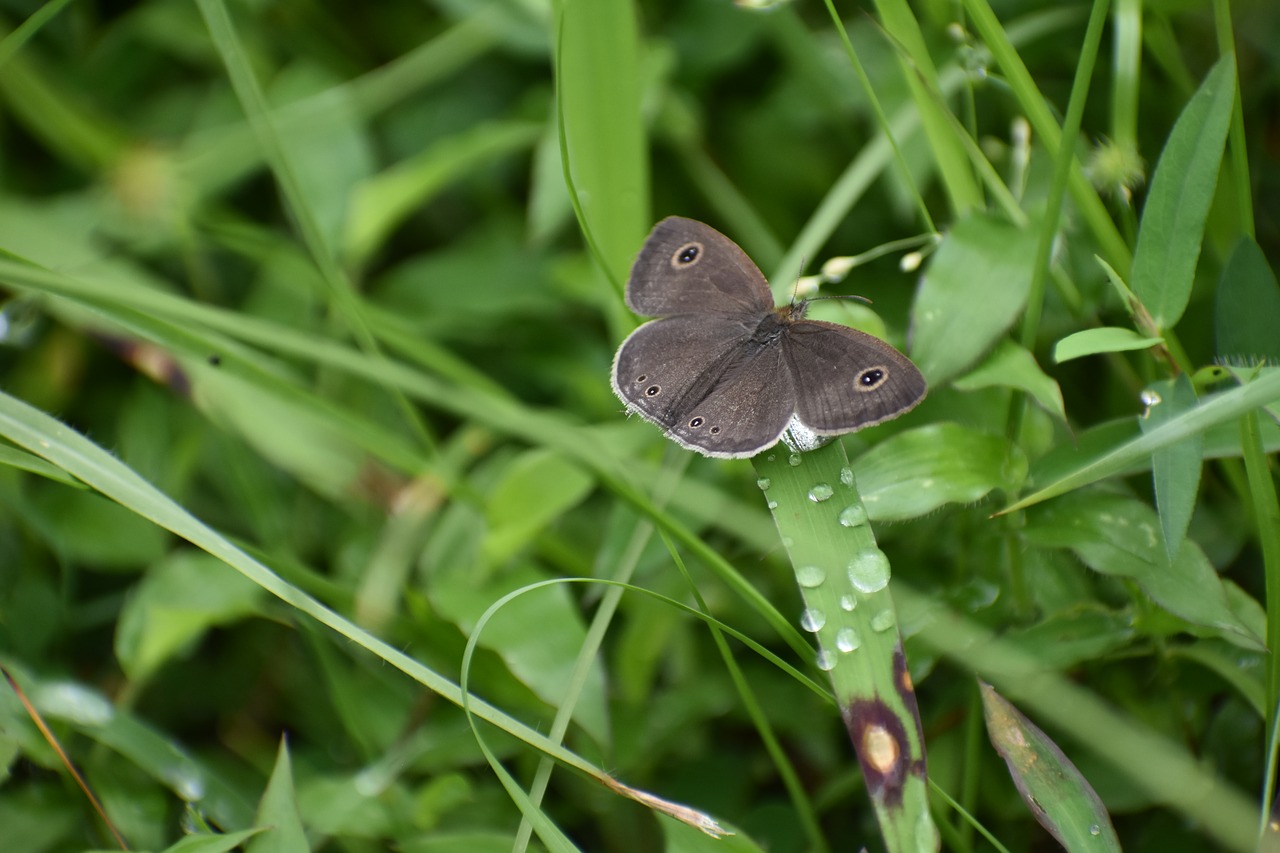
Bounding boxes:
[839,594,857,611]
[796,565,826,588]
[835,627,861,652]
[1089,824,1101,837]
[847,548,891,593]
[840,466,855,487]
[808,483,834,502]
[766,499,778,509]
[788,453,802,467]
[838,504,868,528]
[815,649,837,671]
[781,536,794,549]
[766,453,776,462]
[756,477,771,490]
[799,607,826,632]
[870,609,896,632]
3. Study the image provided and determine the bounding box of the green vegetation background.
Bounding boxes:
[0,1,1278,851]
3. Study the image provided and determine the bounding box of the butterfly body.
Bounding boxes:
[611,217,925,458]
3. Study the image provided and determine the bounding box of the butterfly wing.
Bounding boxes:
[626,217,774,318]
[613,313,795,458]
[782,319,926,434]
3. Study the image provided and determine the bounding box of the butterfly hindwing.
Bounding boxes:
[781,319,926,433]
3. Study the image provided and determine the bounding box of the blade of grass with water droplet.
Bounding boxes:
[755,441,936,852]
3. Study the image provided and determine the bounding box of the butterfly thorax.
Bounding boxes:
[750,301,810,344]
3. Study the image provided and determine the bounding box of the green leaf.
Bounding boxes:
[1215,236,1280,364]
[911,214,1039,384]
[980,683,1121,851]
[1131,54,1236,330]
[247,739,308,853]
[1023,491,1262,649]
[1003,606,1135,669]
[853,423,1027,521]
[24,488,169,570]
[1142,375,1202,562]
[952,339,1066,420]
[115,551,265,682]
[1053,327,1164,363]
[483,448,595,565]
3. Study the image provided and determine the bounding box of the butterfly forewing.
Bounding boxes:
[626,217,774,318]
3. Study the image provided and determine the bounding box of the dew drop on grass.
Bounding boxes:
[766,499,778,509]
[848,549,891,593]
[835,627,861,653]
[815,649,837,671]
[796,565,826,588]
[839,594,857,612]
[756,477,771,490]
[870,609,896,632]
[800,607,826,632]
[788,453,802,467]
[838,504,867,528]
[840,466,855,487]
[808,483,834,502]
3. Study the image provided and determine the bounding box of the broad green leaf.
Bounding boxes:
[953,339,1066,420]
[981,683,1121,851]
[23,488,169,570]
[1142,376,1202,562]
[115,552,265,682]
[483,448,595,565]
[1053,327,1163,363]
[247,740,308,853]
[1131,54,1236,329]
[853,423,1027,521]
[1171,639,1266,717]
[911,214,1038,384]
[1003,606,1135,669]
[1023,491,1261,649]
[1215,236,1280,364]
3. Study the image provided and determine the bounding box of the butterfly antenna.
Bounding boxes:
[786,256,805,306]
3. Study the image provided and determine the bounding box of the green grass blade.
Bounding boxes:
[1002,368,1280,513]
[755,442,937,853]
